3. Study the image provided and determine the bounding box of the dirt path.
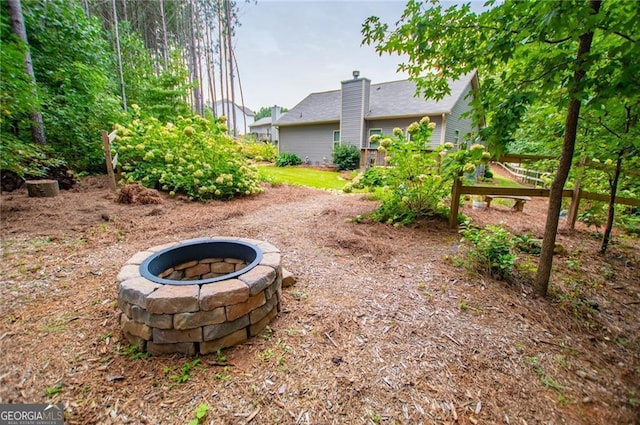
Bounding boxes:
[0,176,638,424]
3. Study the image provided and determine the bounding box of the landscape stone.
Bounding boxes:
[250,295,278,324]
[147,342,196,356]
[146,284,199,314]
[226,292,266,321]
[131,305,173,329]
[185,263,211,278]
[249,306,277,336]
[153,327,202,343]
[119,277,161,308]
[175,260,198,270]
[239,265,276,296]
[211,262,235,274]
[260,253,282,270]
[200,329,248,354]
[200,279,249,310]
[203,315,250,341]
[125,250,154,265]
[121,314,152,340]
[174,308,225,329]
[116,264,141,282]
[282,268,296,287]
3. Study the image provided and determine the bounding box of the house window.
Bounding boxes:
[333,130,340,150]
[454,130,460,146]
[368,128,382,148]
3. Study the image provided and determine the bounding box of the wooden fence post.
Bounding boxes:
[101,130,117,191]
[449,174,462,229]
[567,180,582,229]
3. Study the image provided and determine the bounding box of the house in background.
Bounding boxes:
[275,71,483,166]
[249,106,285,143]
[211,99,255,136]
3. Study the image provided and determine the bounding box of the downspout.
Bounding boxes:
[440,113,447,145]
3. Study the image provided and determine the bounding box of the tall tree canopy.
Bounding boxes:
[363,0,640,296]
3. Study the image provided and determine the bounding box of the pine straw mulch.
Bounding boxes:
[0,175,638,424]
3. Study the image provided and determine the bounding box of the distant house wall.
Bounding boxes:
[250,123,271,141]
[279,123,339,165]
[213,101,254,135]
[444,83,474,148]
[365,116,444,149]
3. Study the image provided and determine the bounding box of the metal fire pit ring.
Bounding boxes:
[116,237,282,356]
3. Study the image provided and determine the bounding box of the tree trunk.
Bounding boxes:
[218,1,226,120]
[233,49,247,134]
[225,0,237,136]
[159,0,169,67]
[7,0,46,145]
[112,0,127,112]
[534,0,601,297]
[600,151,623,254]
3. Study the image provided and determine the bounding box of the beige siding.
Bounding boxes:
[365,116,443,149]
[279,124,339,165]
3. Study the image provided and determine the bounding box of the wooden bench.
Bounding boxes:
[483,195,532,212]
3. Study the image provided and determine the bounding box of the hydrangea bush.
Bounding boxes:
[113,106,263,200]
[350,117,490,225]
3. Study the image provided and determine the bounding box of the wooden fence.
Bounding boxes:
[448,154,640,229]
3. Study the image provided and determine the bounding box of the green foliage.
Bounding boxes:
[332,143,360,171]
[0,136,66,179]
[459,221,517,280]
[187,403,210,425]
[0,5,42,144]
[513,234,542,255]
[24,0,123,172]
[164,358,201,384]
[45,383,63,396]
[356,117,489,225]
[275,152,302,167]
[120,345,150,360]
[239,135,278,162]
[254,106,288,120]
[113,109,263,200]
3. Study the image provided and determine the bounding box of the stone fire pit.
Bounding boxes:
[116,237,282,355]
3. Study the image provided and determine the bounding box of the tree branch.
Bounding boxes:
[597,26,636,42]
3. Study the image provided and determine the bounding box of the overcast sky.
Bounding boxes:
[233,1,411,112]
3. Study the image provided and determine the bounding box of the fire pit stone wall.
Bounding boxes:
[116,237,283,355]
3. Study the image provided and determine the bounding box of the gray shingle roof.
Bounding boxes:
[276,73,476,126]
[276,90,341,126]
[249,117,272,127]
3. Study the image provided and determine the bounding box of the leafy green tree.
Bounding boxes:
[254,106,288,120]
[363,0,640,296]
[25,0,122,172]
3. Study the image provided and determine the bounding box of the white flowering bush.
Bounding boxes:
[112,108,263,200]
[357,116,489,225]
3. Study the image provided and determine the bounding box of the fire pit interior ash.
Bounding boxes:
[116,237,283,356]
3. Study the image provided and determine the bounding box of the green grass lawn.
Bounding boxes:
[474,175,525,188]
[257,165,350,190]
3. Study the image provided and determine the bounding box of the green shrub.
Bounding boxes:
[239,135,278,162]
[459,221,517,280]
[332,144,360,171]
[275,152,302,167]
[112,109,263,201]
[360,119,490,225]
[0,135,66,179]
[484,166,494,179]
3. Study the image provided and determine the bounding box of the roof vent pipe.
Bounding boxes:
[352,70,360,79]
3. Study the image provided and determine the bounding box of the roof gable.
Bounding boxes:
[277,73,477,126]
